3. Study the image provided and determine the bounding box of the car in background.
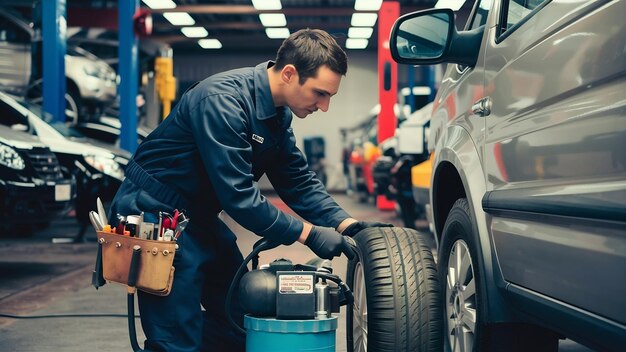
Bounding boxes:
[368,99,433,228]
[0,7,117,123]
[73,115,151,147]
[374,102,433,229]
[346,104,405,203]
[0,124,75,235]
[390,1,626,351]
[27,45,117,124]
[0,92,128,231]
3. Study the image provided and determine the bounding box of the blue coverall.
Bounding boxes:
[109,61,352,351]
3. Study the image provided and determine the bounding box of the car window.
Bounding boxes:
[78,42,115,60]
[0,99,28,127]
[468,0,494,30]
[0,15,30,44]
[499,0,549,36]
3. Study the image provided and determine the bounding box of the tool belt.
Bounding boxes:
[93,231,177,296]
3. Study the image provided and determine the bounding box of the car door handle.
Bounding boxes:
[472,97,491,117]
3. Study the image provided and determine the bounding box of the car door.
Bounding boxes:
[0,12,32,96]
[482,0,626,324]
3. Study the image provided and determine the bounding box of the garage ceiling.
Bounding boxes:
[6,0,439,52]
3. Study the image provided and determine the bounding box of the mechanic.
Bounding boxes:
[108,28,391,352]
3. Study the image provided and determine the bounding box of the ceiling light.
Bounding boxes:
[198,39,222,49]
[163,12,195,26]
[252,0,281,10]
[345,38,368,49]
[351,13,378,27]
[265,27,290,39]
[142,0,176,9]
[181,27,208,38]
[354,0,382,11]
[435,0,466,11]
[348,27,373,39]
[259,13,287,27]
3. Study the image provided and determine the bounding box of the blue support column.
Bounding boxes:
[119,0,139,154]
[42,0,66,123]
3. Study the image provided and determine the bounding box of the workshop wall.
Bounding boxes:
[173,51,378,191]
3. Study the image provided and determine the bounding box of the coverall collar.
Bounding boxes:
[254,61,289,121]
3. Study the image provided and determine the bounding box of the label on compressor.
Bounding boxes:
[278,274,314,294]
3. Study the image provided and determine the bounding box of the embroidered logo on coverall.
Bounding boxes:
[252,134,264,144]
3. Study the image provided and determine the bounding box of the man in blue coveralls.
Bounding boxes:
[109,28,390,351]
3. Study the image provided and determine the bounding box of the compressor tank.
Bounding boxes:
[244,315,337,352]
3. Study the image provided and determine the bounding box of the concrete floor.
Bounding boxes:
[0,193,594,351]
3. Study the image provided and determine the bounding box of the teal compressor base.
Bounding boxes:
[244,315,338,352]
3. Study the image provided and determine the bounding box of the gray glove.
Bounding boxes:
[305,226,355,260]
[342,221,393,237]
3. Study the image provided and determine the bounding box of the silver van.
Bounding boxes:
[390,0,625,351]
[0,8,116,122]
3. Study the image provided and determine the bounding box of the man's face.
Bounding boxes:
[285,65,342,119]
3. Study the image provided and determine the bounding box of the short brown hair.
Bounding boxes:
[274,28,348,84]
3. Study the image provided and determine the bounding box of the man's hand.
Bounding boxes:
[341,221,393,237]
[305,226,355,260]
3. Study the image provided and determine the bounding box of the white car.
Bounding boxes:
[0,7,117,123]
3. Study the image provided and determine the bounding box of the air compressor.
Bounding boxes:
[226,239,355,352]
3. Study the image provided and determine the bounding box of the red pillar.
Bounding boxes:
[377,1,399,210]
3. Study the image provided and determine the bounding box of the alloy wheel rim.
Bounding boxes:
[64,93,79,124]
[352,261,368,352]
[445,240,477,352]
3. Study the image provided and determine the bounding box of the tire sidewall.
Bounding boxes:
[438,198,486,352]
[346,234,366,352]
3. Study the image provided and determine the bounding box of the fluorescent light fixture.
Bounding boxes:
[142,0,176,9]
[434,0,466,11]
[259,13,287,27]
[351,13,378,27]
[345,38,368,49]
[198,39,222,49]
[348,27,373,39]
[181,27,208,38]
[354,0,382,11]
[252,0,281,10]
[265,27,290,39]
[163,12,195,26]
[400,86,432,96]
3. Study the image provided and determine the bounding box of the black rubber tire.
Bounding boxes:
[346,226,442,352]
[65,85,82,124]
[439,198,558,352]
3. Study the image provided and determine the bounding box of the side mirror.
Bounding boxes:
[390,8,483,67]
[390,9,454,64]
[11,124,29,132]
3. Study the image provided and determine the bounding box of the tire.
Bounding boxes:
[65,86,82,124]
[439,198,558,352]
[347,227,442,352]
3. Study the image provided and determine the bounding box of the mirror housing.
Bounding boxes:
[390,8,484,67]
[11,124,29,133]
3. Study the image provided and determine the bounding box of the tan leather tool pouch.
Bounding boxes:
[97,231,176,296]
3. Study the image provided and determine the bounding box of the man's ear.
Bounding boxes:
[281,64,298,84]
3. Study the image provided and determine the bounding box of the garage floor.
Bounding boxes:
[0,193,593,351]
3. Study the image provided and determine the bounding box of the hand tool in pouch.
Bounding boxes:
[96,197,108,227]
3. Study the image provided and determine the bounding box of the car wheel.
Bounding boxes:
[439,198,559,352]
[347,226,442,352]
[65,87,82,124]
